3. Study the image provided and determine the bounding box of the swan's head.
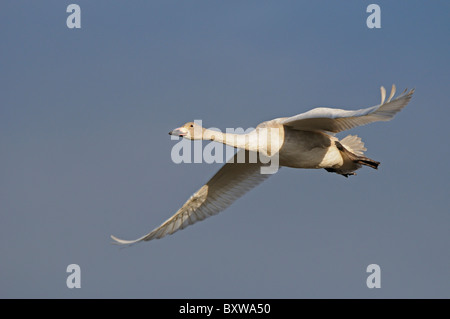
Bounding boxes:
[169,122,205,140]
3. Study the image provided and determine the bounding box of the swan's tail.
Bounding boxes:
[340,135,366,156]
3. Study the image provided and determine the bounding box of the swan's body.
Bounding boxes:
[112,85,414,244]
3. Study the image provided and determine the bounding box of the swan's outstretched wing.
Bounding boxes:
[281,85,414,133]
[111,150,273,245]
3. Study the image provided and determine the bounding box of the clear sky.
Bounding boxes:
[1,1,449,298]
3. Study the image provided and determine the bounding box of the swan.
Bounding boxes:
[111,85,414,244]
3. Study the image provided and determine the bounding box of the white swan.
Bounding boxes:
[112,85,414,244]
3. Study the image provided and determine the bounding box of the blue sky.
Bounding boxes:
[1,1,449,298]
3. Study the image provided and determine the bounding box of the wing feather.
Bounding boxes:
[111,150,273,245]
[281,85,414,133]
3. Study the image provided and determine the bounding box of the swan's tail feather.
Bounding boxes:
[340,135,366,156]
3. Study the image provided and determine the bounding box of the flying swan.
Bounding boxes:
[112,85,414,244]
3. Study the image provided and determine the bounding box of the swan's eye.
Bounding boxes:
[190,124,194,128]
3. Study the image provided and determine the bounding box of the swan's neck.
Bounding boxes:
[202,129,251,150]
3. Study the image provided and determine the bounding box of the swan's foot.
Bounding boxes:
[324,168,356,178]
[342,172,356,178]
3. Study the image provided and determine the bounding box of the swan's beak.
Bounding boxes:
[169,127,187,137]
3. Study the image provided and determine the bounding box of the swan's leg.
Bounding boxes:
[335,141,380,170]
[354,157,380,169]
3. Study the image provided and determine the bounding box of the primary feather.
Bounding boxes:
[281,85,414,133]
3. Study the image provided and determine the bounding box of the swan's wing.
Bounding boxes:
[281,85,414,133]
[111,150,273,245]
